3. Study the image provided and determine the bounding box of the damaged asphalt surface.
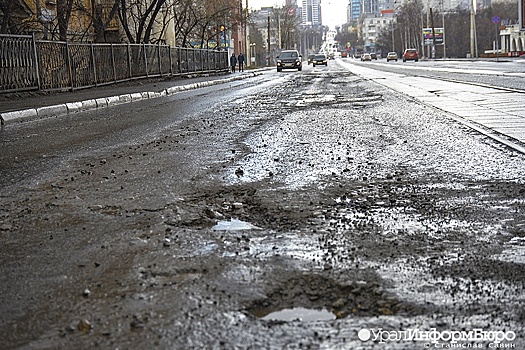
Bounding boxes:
[1,61,524,349]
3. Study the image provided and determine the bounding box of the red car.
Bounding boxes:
[402,49,419,62]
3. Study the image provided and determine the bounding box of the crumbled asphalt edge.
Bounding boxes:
[0,70,266,125]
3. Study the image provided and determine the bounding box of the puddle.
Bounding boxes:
[212,218,259,231]
[261,307,336,322]
[494,237,525,264]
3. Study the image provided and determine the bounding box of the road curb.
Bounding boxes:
[0,71,264,126]
[0,108,38,124]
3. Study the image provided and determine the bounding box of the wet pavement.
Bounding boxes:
[1,60,524,349]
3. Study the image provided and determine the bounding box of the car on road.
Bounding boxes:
[361,53,372,61]
[402,48,419,62]
[312,54,328,67]
[370,52,378,60]
[341,51,348,58]
[387,52,398,61]
[307,54,315,65]
[276,50,302,72]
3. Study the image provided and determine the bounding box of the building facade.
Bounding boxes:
[301,0,322,26]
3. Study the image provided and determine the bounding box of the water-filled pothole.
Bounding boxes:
[212,218,259,231]
[247,273,427,320]
[261,307,336,322]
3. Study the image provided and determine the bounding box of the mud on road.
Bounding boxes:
[1,66,525,349]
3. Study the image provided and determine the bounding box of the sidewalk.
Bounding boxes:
[0,71,262,125]
[340,60,525,154]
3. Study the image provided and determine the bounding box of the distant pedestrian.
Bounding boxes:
[238,53,245,72]
[230,53,237,73]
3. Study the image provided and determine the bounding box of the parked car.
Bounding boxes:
[276,50,302,72]
[402,49,419,62]
[370,52,377,60]
[361,53,372,61]
[312,54,328,67]
[307,54,315,65]
[387,52,398,61]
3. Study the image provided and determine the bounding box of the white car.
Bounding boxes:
[387,52,398,62]
[361,53,372,61]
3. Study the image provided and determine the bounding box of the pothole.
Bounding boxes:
[261,307,336,322]
[212,218,260,231]
[283,92,383,109]
[246,273,427,320]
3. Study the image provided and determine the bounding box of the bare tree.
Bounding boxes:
[172,0,207,47]
[0,0,15,33]
[92,0,120,42]
[56,0,74,41]
[377,0,519,58]
[172,0,238,48]
[395,0,424,51]
[0,0,36,34]
[273,5,300,50]
[117,0,163,43]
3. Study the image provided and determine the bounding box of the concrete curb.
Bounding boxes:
[0,71,265,126]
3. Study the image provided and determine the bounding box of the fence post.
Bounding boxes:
[127,43,132,79]
[143,43,148,77]
[111,43,117,83]
[168,45,173,76]
[185,48,189,73]
[66,41,74,91]
[178,47,181,74]
[31,33,42,91]
[91,42,98,86]
[193,49,196,73]
[157,43,162,75]
[184,47,190,73]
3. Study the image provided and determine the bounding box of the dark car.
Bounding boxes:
[312,54,328,67]
[276,50,302,72]
[370,52,378,60]
[402,48,419,62]
[307,54,315,65]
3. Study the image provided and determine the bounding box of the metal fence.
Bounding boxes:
[0,34,229,93]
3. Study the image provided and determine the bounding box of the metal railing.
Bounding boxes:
[0,34,229,93]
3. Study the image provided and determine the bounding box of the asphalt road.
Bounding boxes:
[1,60,524,349]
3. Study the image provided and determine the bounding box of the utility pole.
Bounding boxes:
[442,0,446,59]
[267,15,271,66]
[391,11,395,52]
[430,7,436,59]
[245,0,250,67]
[470,0,478,58]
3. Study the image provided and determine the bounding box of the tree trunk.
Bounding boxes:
[57,0,73,41]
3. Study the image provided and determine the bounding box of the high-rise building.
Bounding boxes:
[362,0,379,14]
[301,0,322,26]
[350,0,361,20]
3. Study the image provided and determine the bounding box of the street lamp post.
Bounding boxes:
[267,14,271,66]
[392,2,398,53]
[470,0,478,58]
[392,18,396,51]
[442,0,446,58]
